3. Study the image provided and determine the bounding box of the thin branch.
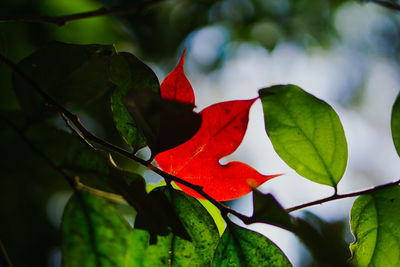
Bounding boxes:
[75,177,126,204]
[286,178,400,213]
[0,113,102,266]
[0,240,13,267]
[0,52,240,220]
[2,51,400,229]
[0,0,166,26]
[0,53,148,167]
[0,113,76,189]
[362,0,400,11]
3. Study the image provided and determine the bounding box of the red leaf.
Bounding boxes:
[160,49,195,106]
[155,50,279,201]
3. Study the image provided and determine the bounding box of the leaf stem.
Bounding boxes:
[286,178,400,213]
[0,0,166,26]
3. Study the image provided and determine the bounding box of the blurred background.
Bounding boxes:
[1,0,400,266]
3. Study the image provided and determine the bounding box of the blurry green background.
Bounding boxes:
[1,0,400,266]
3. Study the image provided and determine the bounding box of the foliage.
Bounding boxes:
[259,85,347,187]
[1,1,400,266]
[350,185,400,266]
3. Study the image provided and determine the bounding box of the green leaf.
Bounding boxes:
[13,41,115,120]
[133,188,220,266]
[109,52,160,152]
[350,185,400,266]
[259,84,348,187]
[61,191,135,267]
[26,121,148,196]
[212,223,291,267]
[251,190,291,229]
[22,121,113,191]
[391,93,400,157]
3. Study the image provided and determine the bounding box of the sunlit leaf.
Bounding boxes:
[156,99,279,201]
[160,49,195,105]
[212,223,291,266]
[391,93,400,157]
[13,41,115,120]
[61,191,134,267]
[259,84,347,187]
[109,52,160,152]
[133,187,220,266]
[350,185,400,266]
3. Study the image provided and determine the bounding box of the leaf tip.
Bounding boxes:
[247,173,283,188]
[178,48,187,68]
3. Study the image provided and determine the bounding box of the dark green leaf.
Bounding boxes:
[20,121,112,191]
[109,166,150,216]
[251,192,349,266]
[298,212,351,265]
[391,93,400,157]
[61,191,134,267]
[259,84,347,187]
[109,52,160,152]
[133,188,220,266]
[26,121,147,195]
[251,190,291,229]
[212,223,291,267]
[122,90,201,155]
[13,41,115,120]
[350,185,400,266]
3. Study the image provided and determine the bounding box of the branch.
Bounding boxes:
[0,52,240,220]
[6,50,400,265]
[0,241,13,267]
[362,0,400,11]
[0,113,103,266]
[3,51,400,230]
[0,113,77,189]
[286,178,400,213]
[0,53,148,168]
[0,0,166,26]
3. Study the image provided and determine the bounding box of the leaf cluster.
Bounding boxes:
[1,40,400,267]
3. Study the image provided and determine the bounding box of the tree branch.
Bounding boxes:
[0,113,76,189]
[0,53,148,167]
[0,52,240,221]
[0,240,13,267]
[286,178,400,213]
[0,0,166,26]
[2,51,400,231]
[0,113,103,266]
[5,50,400,265]
[362,0,400,11]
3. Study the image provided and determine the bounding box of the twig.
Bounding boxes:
[75,177,126,204]
[5,50,400,265]
[0,113,102,266]
[2,51,400,227]
[0,240,13,267]
[286,178,400,213]
[0,52,241,220]
[0,113,76,188]
[0,0,166,26]
[362,0,400,11]
[0,53,148,167]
